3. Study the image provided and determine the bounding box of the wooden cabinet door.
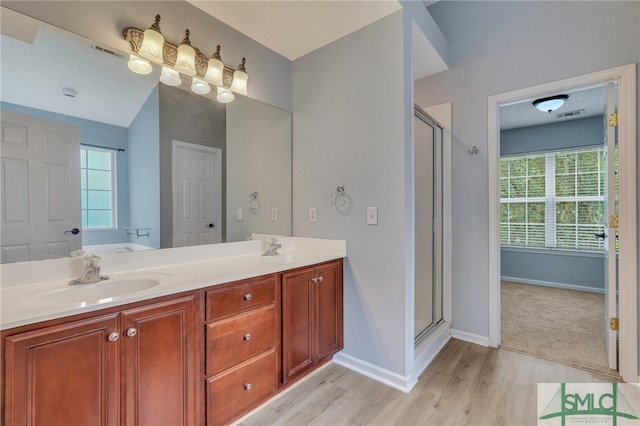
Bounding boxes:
[281,267,314,383]
[4,314,119,426]
[315,261,344,361]
[120,295,197,426]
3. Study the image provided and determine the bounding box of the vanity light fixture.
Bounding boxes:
[123,15,249,103]
[533,94,569,113]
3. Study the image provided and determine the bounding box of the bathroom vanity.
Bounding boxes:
[1,237,346,426]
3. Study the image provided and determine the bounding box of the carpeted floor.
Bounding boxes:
[500,281,619,377]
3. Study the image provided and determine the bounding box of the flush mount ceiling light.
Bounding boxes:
[533,94,569,113]
[59,87,79,98]
[123,15,249,103]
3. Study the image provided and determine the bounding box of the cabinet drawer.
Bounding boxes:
[206,305,277,376]
[206,275,276,321]
[206,349,278,425]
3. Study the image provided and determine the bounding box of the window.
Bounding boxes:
[500,147,607,250]
[80,147,116,229]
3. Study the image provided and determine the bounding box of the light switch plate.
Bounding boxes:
[367,207,378,225]
[271,207,278,221]
[309,207,317,223]
[236,208,243,221]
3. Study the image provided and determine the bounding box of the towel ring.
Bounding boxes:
[330,185,351,212]
[248,192,260,213]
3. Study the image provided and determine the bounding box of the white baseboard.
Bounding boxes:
[450,328,489,347]
[501,276,604,294]
[332,352,417,393]
[414,322,451,378]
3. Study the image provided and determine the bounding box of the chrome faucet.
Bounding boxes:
[69,254,109,285]
[262,238,282,256]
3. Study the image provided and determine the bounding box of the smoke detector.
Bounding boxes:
[59,87,79,98]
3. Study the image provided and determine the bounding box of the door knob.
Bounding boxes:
[207,223,214,228]
[65,228,80,235]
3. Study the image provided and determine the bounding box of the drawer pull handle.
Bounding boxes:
[243,333,252,341]
[244,293,252,301]
[126,327,138,338]
[312,277,318,283]
[318,276,324,282]
[108,332,120,342]
[244,383,253,391]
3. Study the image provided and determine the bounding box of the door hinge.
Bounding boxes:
[610,317,620,331]
[608,112,619,127]
[609,215,619,229]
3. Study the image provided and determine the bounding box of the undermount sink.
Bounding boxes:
[25,273,170,307]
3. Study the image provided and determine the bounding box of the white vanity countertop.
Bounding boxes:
[0,237,347,330]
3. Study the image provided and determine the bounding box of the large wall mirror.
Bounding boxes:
[0,7,292,263]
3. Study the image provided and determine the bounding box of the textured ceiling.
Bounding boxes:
[1,8,158,128]
[500,85,608,130]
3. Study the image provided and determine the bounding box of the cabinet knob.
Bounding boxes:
[243,333,252,341]
[108,332,120,342]
[126,327,138,337]
[243,293,252,301]
[312,277,318,283]
[318,276,323,282]
[244,383,253,391]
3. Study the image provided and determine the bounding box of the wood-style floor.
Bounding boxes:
[238,339,617,426]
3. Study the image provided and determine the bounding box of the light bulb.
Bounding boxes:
[204,45,224,86]
[191,77,211,95]
[138,15,164,63]
[127,54,152,74]
[216,86,235,104]
[230,57,248,96]
[160,66,181,86]
[174,29,196,76]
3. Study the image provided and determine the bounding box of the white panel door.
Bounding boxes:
[604,83,618,370]
[172,141,221,247]
[1,110,81,262]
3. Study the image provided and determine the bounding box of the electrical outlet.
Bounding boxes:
[309,207,317,223]
[236,208,243,221]
[367,207,378,225]
[271,207,278,221]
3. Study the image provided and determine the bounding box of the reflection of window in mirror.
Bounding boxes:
[80,146,117,229]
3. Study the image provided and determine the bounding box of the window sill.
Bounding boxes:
[500,245,605,258]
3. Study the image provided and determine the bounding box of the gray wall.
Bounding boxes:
[293,12,409,376]
[1,101,130,245]
[226,96,292,242]
[501,116,604,156]
[501,248,604,291]
[158,84,226,248]
[415,1,640,338]
[128,85,160,248]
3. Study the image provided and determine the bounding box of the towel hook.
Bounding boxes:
[469,146,479,155]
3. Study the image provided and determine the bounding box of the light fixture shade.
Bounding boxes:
[160,66,181,86]
[174,29,196,76]
[216,86,235,104]
[127,54,153,74]
[230,57,248,95]
[138,15,165,63]
[191,77,211,95]
[204,45,224,86]
[533,94,569,113]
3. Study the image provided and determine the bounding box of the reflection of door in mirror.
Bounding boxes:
[173,141,222,247]
[1,110,81,262]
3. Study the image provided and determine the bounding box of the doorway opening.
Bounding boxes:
[487,64,637,382]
